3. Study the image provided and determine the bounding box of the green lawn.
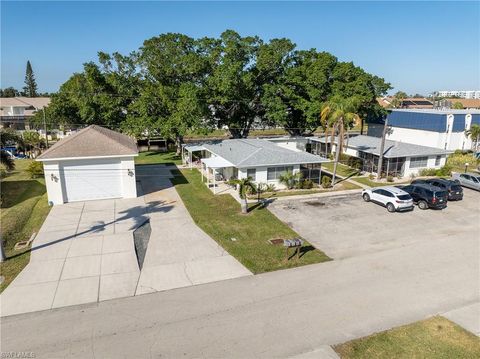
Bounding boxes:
[0,160,51,292]
[251,180,360,199]
[334,316,480,359]
[135,151,182,165]
[171,169,331,273]
[322,162,360,178]
[350,176,410,188]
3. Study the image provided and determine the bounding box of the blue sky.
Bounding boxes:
[1,1,479,95]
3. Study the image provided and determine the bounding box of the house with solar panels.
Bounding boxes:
[367,109,480,151]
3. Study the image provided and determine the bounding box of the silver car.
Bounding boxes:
[452,173,480,191]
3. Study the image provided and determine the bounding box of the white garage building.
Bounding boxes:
[37,125,138,205]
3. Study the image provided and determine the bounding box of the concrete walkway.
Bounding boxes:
[1,231,478,358]
[443,302,480,336]
[135,165,251,294]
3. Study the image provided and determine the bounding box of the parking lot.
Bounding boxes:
[268,188,480,259]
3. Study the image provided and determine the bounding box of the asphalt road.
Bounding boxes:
[1,190,479,358]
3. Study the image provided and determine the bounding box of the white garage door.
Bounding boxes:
[61,159,123,202]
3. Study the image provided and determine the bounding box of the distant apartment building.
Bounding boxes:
[368,109,480,151]
[0,97,50,130]
[436,90,480,99]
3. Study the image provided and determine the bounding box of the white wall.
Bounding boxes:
[386,127,472,151]
[40,156,137,205]
[120,158,137,198]
[403,154,447,176]
[42,161,64,205]
[238,164,301,189]
[386,127,446,149]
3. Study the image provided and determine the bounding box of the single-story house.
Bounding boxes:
[308,135,452,177]
[37,125,138,205]
[182,138,329,191]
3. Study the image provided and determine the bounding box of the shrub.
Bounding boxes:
[419,168,437,177]
[368,173,375,180]
[266,184,276,192]
[436,165,452,177]
[302,179,314,189]
[26,161,44,178]
[321,175,332,188]
[279,170,302,189]
[387,175,394,182]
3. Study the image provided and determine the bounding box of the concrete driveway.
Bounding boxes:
[1,196,147,316]
[135,165,251,294]
[1,165,251,316]
[268,188,480,259]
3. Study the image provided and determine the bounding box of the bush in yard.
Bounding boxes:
[321,175,332,188]
[387,175,394,182]
[436,165,452,177]
[298,179,314,189]
[279,171,302,189]
[419,168,437,177]
[266,183,276,192]
[26,161,44,178]
[368,173,375,180]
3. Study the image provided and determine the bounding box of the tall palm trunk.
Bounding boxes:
[332,120,344,185]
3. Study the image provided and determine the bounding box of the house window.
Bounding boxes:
[435,155,441,166]
[267,166,293,180]
[409,156,428,168]
[247,168,256,181]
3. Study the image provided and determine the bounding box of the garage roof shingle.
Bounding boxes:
[37,125,138,160]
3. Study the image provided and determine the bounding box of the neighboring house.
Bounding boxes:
[377,97,433,109]
[367,109,480,151]
[36,125,138,205]
[0,97,50,130]
[436,98,480,110]
[308,135,452,177]
[183,138,329,191]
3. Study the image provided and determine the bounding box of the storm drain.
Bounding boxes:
[133,220,151,270]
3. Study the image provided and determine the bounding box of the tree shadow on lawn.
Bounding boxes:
[0,180,46,209]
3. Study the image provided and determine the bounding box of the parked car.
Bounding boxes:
[411,178,463,200]
[362,186,414,213]
[400,183,448,210]
[452,173,480,191]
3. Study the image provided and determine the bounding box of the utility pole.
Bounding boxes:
[377,116,389,179]
[43,107,49,148]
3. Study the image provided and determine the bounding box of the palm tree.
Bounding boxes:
[465,124,480,152]
[320,96,361,185]
[279,170,302,189]
[229,177,257,214]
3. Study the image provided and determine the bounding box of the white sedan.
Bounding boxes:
[362,186,414,213]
